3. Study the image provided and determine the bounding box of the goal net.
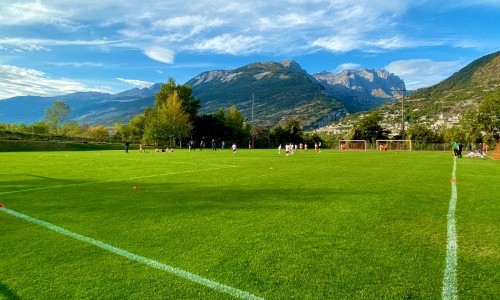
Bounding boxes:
[339,140,367,151]
[376,140,412,151]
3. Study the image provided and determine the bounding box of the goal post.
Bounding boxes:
[376,140,412,151]
[339,140,367,151]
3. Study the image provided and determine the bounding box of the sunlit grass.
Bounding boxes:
[0,149,498,299]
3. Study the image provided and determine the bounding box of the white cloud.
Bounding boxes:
[18,44,50,52]
[116,78,154,88]
[0,65,109,99]
[193,34,265,55]
[143,46,175,64]
[312,36,363,52]
[0,0,497,98]
[0,37,121,48]
[0,0,66,25]
[335,63,362,72]
[312,35,451,53]
[153,15,224,35]
[0,0,494,57]
[52,61,104,68]
[385,59,465,90]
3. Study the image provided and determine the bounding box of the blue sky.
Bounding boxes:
[0,0,499,100]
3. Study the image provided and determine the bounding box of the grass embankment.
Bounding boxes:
[0,139,124,152]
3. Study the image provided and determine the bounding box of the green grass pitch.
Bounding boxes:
[0,149,498,299]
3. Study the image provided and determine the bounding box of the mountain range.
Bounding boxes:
[1,60,405,128]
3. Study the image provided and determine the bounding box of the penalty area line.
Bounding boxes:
[0,166,236,196]
[442,156,458,300]
[0,207,264,300]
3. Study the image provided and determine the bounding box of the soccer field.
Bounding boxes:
[0,149,498,299]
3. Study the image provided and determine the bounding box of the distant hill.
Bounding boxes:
[327,51,500,134]
[0,86,158,125]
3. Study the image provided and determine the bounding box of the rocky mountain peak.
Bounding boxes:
[280,60,304,71]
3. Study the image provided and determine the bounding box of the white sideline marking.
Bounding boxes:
[0,166,236,196]
[0,207,264,300]
[442,156,458,300]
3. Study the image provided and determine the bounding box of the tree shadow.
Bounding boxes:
[0,282,21,300]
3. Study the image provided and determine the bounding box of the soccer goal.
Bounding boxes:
[376,140,412,151]
[339,140,367,151]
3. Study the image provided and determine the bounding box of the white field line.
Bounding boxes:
[0,207,264,300]
[0,165,236,196]
[442,156,458,300]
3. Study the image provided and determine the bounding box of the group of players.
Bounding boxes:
[278,142,322,156]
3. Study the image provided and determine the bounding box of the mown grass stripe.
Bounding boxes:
[0,207,264,300]
[442,156,458,300]
[0,166,236,196]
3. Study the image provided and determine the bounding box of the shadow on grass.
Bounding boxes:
[0,282,21,300]
[0,176,93,196]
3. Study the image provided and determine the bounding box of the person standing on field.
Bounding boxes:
[453,141,459,156]
[125,141,130,153]
[232,143,237,154]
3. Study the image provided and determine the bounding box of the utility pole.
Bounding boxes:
[391,80,407,139]
[252,90,255,124]
[399,80,407,139]
[251,90,255,149]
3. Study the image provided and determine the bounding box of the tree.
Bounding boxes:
[444,126,465,146]
[144,92,192,146]
[128,113,148,142]
[224,106,250,144]
[460,107,482,145]
[459,95,500,145]
[155,77,200,119]
[477,94,500,143]
[350,111,389,144]
[88,125,110,142]
[30,122,50,135]
[45,101,70,135]
[61,121,81,140]
[192,114,226,143]
[253,124,271,148]
[283,118,303,143]
[407,124,437,145]
[270,125,287,146]
[112,123,129,142]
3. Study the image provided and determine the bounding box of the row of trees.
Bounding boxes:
[1,120,117,143]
